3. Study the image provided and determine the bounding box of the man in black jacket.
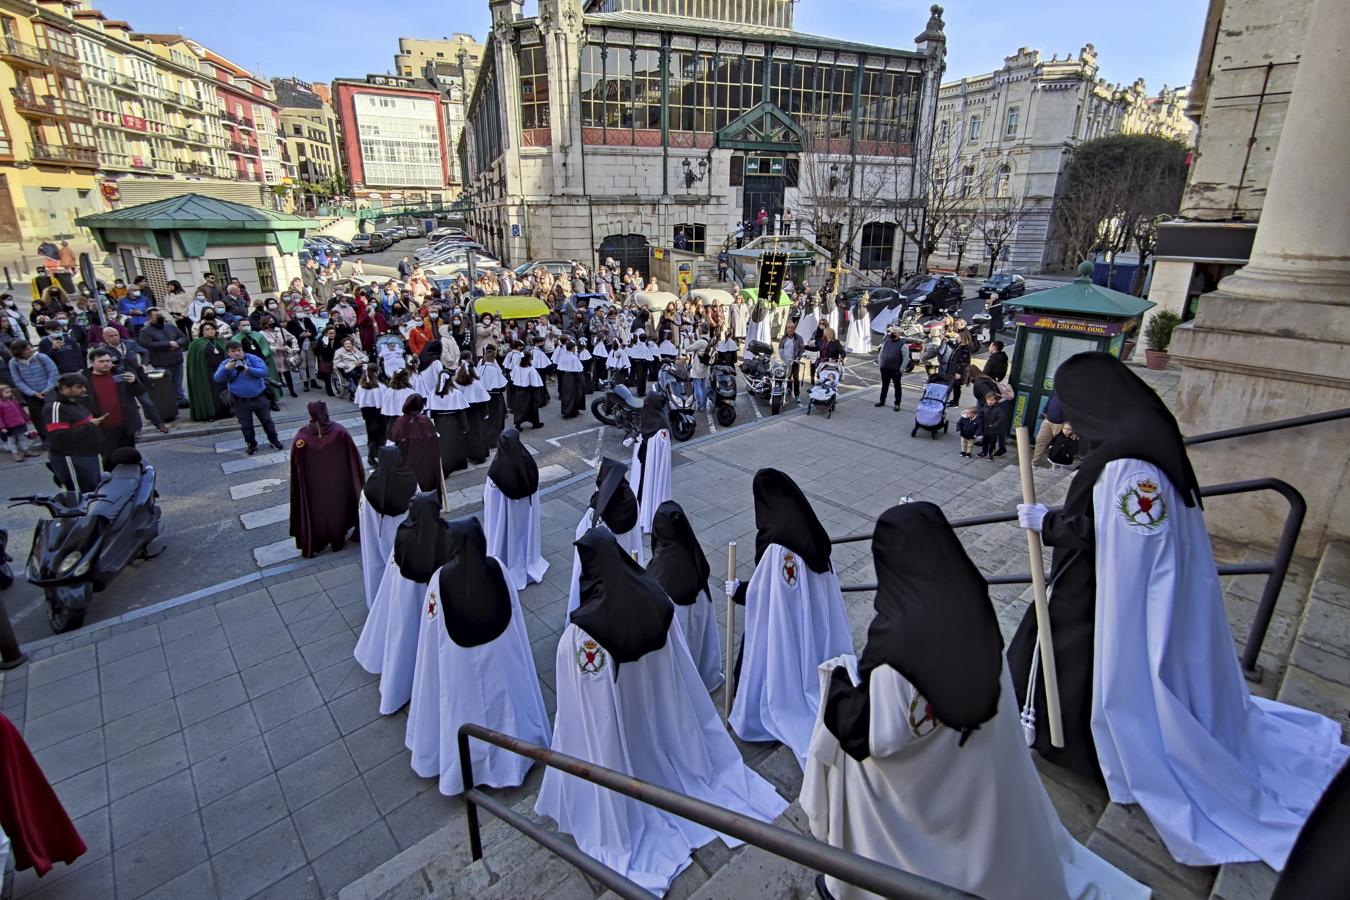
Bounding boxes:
[984,340,1009,382]
[875,325,908,410]
[83,348,147,469]
[96,327,170,432]
[43,372,104,492]
[137,308,189,407]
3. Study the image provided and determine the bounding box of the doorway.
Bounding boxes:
[598,233,651,281]
[742,174,783,236]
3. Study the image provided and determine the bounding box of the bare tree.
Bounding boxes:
[895,132,1001,274]
[974,190,1032,276]
[794,123,891,277]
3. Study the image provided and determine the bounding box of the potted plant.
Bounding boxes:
[1143,310,1181,369]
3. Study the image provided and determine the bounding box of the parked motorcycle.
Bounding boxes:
[656,362,697,442]
[11,448,162,633]
[710,364,738,426]
[741,340,788,414]
[590,375,644,439]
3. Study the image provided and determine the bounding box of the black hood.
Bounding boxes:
[590,457,638,534]
[646,500,710,606]
[639,390,670,439]
[418,341,442,373]
[391,492,453,583]
[363,445,418,516]
[437,517,513,648]
[487,427,539,499]
[570,526,673,678]
[753,468,832,573]
[750,300,766,323]
[1055,352,1201,517]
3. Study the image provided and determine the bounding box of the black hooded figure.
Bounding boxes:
[391,491,454,585]
[571,526,673,679]
[634,390,671,502]
[438,517,514,648]
[591,457,639,536]
[647,500,723,690]
[823,502,1004,761]
[1006,351,1202,784]
[363,445,419,517]
[487,427,540,500]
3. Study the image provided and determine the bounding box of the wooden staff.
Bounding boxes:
[724,541,737,721]
[1015,426,1064,747]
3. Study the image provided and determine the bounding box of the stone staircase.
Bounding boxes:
[339,456,1348,900]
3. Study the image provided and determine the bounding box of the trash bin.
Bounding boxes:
[146,371,179,422]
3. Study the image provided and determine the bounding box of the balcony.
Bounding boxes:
[100,151,172,173]
[110,72,138,93]
[164,93,204,111]
[174,160,218,177]
[29,142,98,168]
[223,111,256,130]
[0,36,45,69]
[13,90,91,121]
[47,48,80,75]
[232,169,264,183]
[227,141,259,156]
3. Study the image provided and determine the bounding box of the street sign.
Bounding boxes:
[511,223,521,237]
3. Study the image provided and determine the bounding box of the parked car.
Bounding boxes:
[897,273,965,317]
[429,227,468,241]
[976,272,1026,299]
[422,252,501,276]
[377,228,404,244]
[303,240,342,266]
[514,260,577,279]
[350,232,390,253]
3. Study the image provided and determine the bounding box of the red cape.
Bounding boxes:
[0,713,86,875]
[289,415,365,558]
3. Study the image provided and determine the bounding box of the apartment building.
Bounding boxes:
[273,76,343,192]
[195,46,282,187]
[333,74,451,204]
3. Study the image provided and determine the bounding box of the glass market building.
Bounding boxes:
[461,0,947,280]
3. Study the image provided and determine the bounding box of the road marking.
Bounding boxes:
[751,399,763,420]
[222,433,372,474]
[215,416,362,452]
[230,478,285,501]
[253,538,301,567]
[240,504,289,530]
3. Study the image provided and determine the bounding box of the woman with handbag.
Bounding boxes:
[261,315,300,398]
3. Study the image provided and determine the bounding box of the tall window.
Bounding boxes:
[673,223,705,254]
[1004,106,1020,137]
[518,45,550,130]
[959,164,974,198]
[968,115,981,141]
[208,258,232,280]
[995,163,1011,198]
[254,257,277,293]
[859,222,896,271]
[938,119,949,145]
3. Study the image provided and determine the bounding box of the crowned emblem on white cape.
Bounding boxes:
[577,639,607,676]
[1115,475,1168,533]
[781,552,799,587]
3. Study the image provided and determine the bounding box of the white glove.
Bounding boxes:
[622,437,635,448]
[725,579,741,596]
[1018,503,1048,532]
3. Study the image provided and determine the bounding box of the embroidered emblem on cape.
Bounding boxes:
[577,638,607,676]
[427,592,437,619]
[908,694,939,738]
[781,552,799,588]
[295,439,306,449]
[1116,475,1169,534]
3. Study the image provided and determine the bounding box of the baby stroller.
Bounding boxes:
[376,334,409,381]
[806,361,842,418]
[911,373,951,439]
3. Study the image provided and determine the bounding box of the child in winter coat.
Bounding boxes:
[1047,421,1081,467]
[0,384,36,461]
[977,392,1009,459]
[955,405,981,459]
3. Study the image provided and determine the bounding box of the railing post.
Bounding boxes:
[1241,482,1307,678]
[458,729,483,860]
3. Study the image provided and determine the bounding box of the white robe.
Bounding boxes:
[482,479,548,589]
[729,544,853,768]
[628,430,672,534]
[745,318,768,353]
[353,565,430,715]
[380,386,415,418]
[1087,459,1347,869]
[566,510,646,617]
[405,562,550,796]
[802,657,1149,900]
[358,496,406,609]
[536,620,788,894]
[797,313,819,343]
[354,384,386,415]
[870,304,901,334]
[676,592,723,693]
[845,307,872,353]
[478,362,507,392]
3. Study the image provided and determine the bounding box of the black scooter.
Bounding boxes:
[12,448,162,633]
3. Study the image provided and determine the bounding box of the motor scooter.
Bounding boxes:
[656,361,697,442]
[710,364,738,426]
[12,448,162,633]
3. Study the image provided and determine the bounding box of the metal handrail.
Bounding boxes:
[1182,407,1350,446]
[457,723,970,899]
[835,478,1305,681]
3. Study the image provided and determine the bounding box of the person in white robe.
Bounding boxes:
[354,492,452,714]
[1267,760,1350,898]
[359,446,418,608]
[730,468,853,768]
[406,516,549,796]
[566,458,644,616]
[647,501,722,692]
[606,343,630,385]
[421,348,471,475]
[844,294,871,354]
[744,300,768,355]
[482,427,547,589]
[551,339,586,419]
[537,527,788,895]
[801,502,1147,900]
[827,296,844,337]
[627,391,673,534]
[730,298,749,340]
[1014,352,1347,870]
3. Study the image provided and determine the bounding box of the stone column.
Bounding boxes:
[1171,0,1350,555]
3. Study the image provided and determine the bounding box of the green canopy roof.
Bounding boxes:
[77,193,317,231]
[1020,262,1155,319]
[77,193,316,259]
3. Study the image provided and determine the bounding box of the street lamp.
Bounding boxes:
[681,157,707,188]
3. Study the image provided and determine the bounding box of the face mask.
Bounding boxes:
[129,291,140,298]
[430,313,439,320]
[215,306,226,313]
[56,318,68,326]
[195,294,206,302]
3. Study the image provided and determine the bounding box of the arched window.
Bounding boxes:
[996,163,1011,198]
[859,222,896,271]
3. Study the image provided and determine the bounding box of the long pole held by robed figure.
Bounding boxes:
[1015,426,1064,747]
[724,541,737,722]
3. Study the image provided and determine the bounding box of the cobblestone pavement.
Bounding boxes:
[10,362,1329,900]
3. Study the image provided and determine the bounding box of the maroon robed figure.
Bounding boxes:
[289,401,365,558]
[389,393,441,493]
[0,713,86,876]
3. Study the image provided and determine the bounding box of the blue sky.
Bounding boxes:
[102,0,1207,94]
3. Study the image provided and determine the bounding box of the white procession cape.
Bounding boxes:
[729,543,853,768]
[745,317,768,353]
[405,561,550,796]
[358,496,406,609]
[802,656,1149,900]
[845,305,871,353]
[535,620,787,894]
[482,479,548,589]
[628,431,672,534]
[677,592,723,693]
[353,564,429,714]
[566,510,646,616]
[1086,459,1347,869]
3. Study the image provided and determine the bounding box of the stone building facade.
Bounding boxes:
[459,0,946,278]
[930,44,1194,274]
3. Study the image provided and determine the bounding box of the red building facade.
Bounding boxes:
[333,76,450,203]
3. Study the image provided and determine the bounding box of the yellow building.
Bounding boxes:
[394,34,483,79]
[0,0,102,243]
